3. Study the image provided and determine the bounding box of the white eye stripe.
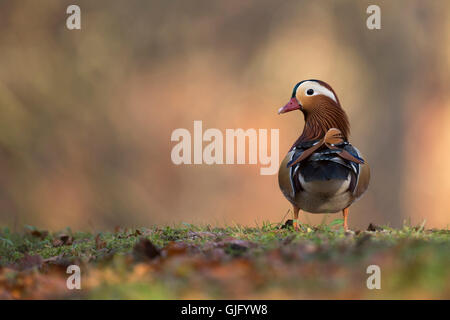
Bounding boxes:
[296,81,337,103]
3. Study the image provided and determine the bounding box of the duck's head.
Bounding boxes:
[278,79,341,115]
[278,80,349,142]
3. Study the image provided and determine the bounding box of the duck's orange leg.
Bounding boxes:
[342,207,349,231]
[293,206,300,231]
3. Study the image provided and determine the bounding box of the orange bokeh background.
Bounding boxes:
[0,1,449,230]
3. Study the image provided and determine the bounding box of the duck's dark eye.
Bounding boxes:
[307,89,314,95]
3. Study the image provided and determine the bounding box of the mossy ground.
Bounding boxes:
[0,221,449,299]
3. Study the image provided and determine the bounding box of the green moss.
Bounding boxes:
[1,223,449,299]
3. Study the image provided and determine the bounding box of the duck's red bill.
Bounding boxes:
[278,97,301,114]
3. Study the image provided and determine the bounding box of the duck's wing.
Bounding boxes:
[354,162,370,199]
[287,140,321,167]
[278,150,299,202]
[282,133,369,200]
[284,140,322,197]
[341,144,370,197]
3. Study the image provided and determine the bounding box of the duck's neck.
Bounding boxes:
[293,107,350,147]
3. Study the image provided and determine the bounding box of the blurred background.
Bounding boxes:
[0,0,449,231]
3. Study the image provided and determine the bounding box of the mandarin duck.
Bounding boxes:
[278,80,370,231]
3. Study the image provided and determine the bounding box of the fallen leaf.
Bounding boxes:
[95,234,106,249]
[367,223,383,232]
[281,219,293,229]
[30,229,49,240]
[56,234,73,246]
[14,254,43,271]
[43,254,64,263]
[187,231,216,240]
[133,238,160,261]
[52,239,64,247]
[163,242,188,257]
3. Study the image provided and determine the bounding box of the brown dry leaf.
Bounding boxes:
[201,259,256,295]
[29,229,49,240]
[187,231,216,240]
[58,234,73,245]
[163,241,188,257]
[43,254,65,264]
[95,234,107,249]
[216,238,255,254]
[52,239,64,247]
[128,263,154,282]
[133,238,161,261]
[14,254,43,271]
[281,219,294,229]
[367,223,383,232]
[206,247,226,261]
[8,270,69,299]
